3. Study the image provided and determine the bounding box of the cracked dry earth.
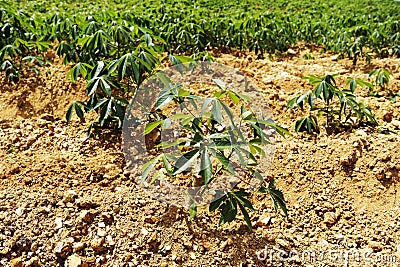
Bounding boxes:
[1,49,400,267]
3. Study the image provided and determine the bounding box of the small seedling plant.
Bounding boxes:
[66,38,161,135]
[368,68,398,99]
[288,74,378,134]
[370,68,393,89]
[142,77,288,229]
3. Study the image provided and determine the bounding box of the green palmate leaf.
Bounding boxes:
[207,133,230,139]
[67,63,90,82]
[242,110,253,120]
[142,154,162,182]
[308,92,315,107]
[287,96,298,109]
[325,74,337,87]
[219,198,237,226]
[236,93,251,102]
[200,147,212,185]
[348,77,357,92]
[323,82,334,100]
[173,149,200,175]
[93,98,109,110]
[295,117,307,133]
[260,120,290,137]
[295,115,319,133]
[100,77,112,96]
[118,54,128,80]
[86,78,100,96]
[237,201,252,230]
[267,181,288,216]
[233,146,247,167]
[213,151,234,173]
[178,87,190,97]
[369,69,378,77]
[144,120,162,135]
[189,203,197,219]
[137,49,157,70]
[209,194,227,212]
[258,180,287,216]
[74,103,85,121]
[227,90,240,104]
[169,55,193,73]
[250,122,268,141]
[214,139,234,150]
[214,91,226,98]
[211,99,223,123]
[218,100,235,125]
[169,54,182,66]
[253,170,265,183]
[173,55,194,64]
[236,146,258,166]
[93,61,104,78]
[66,102,85,123]
[67,63,80,82]
[302,74,323,84]
[161,154,173,175]
[66,103,75,123]
[149,168,165,185]
[232,191,254,211]
[169,113,191,120]
[81,63,91,78]
[314,81,325,99]
[99,99,113,126]
[213,79,226,90]
[240,105,247,116]
[143,33,153,46]
[296,90,310,109]
[87,122,100,138]
[249,143,266,156]
[156,141,179,150]
[156,94,174,109]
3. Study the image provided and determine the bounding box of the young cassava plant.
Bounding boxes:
[288,74,378,134]
[368,68,398,99]
[142,77,289,229]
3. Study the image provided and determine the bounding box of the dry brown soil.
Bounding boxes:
[1,48,400,267]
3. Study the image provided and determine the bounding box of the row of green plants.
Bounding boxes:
[288,69,395,134]
[2,0,400,68]
[140,77,289,229]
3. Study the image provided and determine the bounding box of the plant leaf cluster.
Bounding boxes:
[141,78,289,228]
[288,74,378,134]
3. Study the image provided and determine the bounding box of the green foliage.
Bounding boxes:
[258,180,287,216]
[288,74,378,134]
[367,68,399,99]
[0,6,50,81]
[2,0,400,68]
[63,30,162,135]
[142,79,289,229]
[369,68,393,90]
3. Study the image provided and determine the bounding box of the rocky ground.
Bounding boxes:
[1,48,400,267]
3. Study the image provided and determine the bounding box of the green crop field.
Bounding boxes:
[2,0,400,60]
[2,0,399,128]
[1,2,400,265]
[2,0,400,225]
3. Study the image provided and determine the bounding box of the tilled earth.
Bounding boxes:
[1,49,400,267]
